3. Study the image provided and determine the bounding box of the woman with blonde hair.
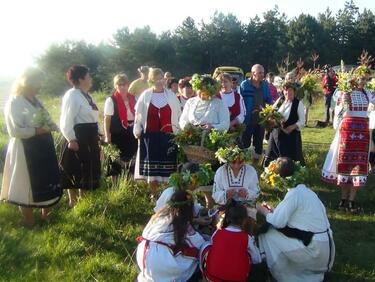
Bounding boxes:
[1,68,62,227]
[103,73,137,178]
[133,68,181,197]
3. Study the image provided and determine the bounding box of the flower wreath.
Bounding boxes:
[215,145,252,163]
[190,74,221,98]
[261,159,307,190]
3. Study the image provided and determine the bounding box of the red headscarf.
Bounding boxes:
[113,91,136,128]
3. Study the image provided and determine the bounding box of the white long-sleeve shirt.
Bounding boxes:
[219,91,246,123]
[60,88,99,141]
[274,98,305,130]
[212,163,260,205]
[266,184,331,240]
[179,96,230,131]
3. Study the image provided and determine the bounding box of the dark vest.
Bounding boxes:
[277,97,300,128]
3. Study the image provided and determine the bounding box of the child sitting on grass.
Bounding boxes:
[200,200,261,282]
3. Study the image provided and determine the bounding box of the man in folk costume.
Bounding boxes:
[258,157,335,282]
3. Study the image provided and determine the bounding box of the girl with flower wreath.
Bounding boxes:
[322,66,375,212]
[212,145,260,221]
[258,157,335,282]
[179,74,230,131]
[136,190,206,282]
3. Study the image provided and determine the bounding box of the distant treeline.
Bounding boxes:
[36,0,375,96]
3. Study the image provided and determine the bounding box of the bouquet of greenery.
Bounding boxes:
[261,159,307,190]
[367,78,375,93]
[32,108,58,131]
[190,74,221,98]
[215,145,252,163]
[337,72,358,93]
[300,72,322,98]
[168,163,214,190]
[259,105,284,131]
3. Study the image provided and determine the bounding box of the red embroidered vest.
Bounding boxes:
[146,103,172,133]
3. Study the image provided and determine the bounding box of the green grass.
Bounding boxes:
[0,95,375,281]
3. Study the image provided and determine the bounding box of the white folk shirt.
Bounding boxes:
[219,91,246,123]
[266,184,331,240]
[103,96,135,120]
[274,98,305,130]
[212,163,260,205]
[60,88,99,142]
[179,96,230,131]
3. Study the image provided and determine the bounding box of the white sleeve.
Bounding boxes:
[235,94,246,124]
[133,94,145,137]
[193,202,204,217]
[179,99,192,130]
[296,101,306,130]
[333,91,344,130]
[104,97,114,116]
[266,189,298,228]
[214,100,230,131]
[60,93,80,141]
[248,235,262,264]
[212,167,227,205]
[4,99,35,139]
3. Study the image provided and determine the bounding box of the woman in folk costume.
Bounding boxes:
[258,157,335,282]
[136,190,206,282]
[103,73,137,178]
[1,68,62,227]
[322,66,375,212]
[263,81,306,168]
[212,145,260,221]
[179,74,229,131]
[133,68,181,197]
[217,73,246,131]
[200,200,261,282]
[60,65,101,207]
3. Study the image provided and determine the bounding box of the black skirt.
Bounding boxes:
[21,133,62,203]
[107,126,137,176]
[138,131,177,177]
[263,128,305,167]
[60,123,101,190]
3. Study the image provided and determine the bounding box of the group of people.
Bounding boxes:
[136,155,335,282]
[1,60,374,281]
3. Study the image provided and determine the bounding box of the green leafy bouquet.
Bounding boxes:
[32,108,58,131]
[261,159,307,190]
[367,78,375,93]
[168,163,214,190]
[300,72,322,98]
[215,145,252,163]
[259,105,284,131]
[190,74,221,98]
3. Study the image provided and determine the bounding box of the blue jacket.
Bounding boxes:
[240,79,272,124]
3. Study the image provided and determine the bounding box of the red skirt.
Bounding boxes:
[337,117,369,176]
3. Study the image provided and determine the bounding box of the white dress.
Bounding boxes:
[322,90,374,187]
[136,215,206,282]
[1,96,60,207]
[179,96,230,131]
[259,184,335,282]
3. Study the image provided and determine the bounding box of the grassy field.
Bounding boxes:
[0,93,374,281]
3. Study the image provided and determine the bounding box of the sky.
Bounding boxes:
[0,0,374,77]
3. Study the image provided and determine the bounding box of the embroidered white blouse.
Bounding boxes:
[212,163,260,205]
[60,88,99,142]
[179,96,230,131]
